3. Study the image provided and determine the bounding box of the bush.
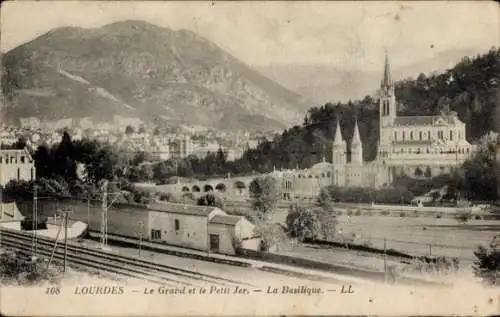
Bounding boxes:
[324,185,414,205]
[254,223,288,252]
[286,204,322,242]
[354,209,362,216]
[374,187,413,204]
[403,256,459,276]
[197,193,224,209]
[0,251,61,285]
[473,235,500,286]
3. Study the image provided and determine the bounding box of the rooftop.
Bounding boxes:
[393,114,459,126]
[209,214,244,226]
[146,201,219,217]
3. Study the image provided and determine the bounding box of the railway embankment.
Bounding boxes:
[86,231,452,287]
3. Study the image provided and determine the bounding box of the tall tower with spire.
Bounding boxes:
[379,51,397,126]
[378,51,397,160]
[332,118,346,164]
[332,118,346,186]
[350,118,363,165]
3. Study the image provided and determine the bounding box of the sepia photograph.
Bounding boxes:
[0,1,499,316]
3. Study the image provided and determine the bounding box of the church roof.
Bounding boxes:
[393,115,459,126]
[310,161,333,170]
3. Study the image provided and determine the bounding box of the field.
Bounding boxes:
[268,208,500,265]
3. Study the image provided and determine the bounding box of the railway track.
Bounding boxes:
[0,229,254,287]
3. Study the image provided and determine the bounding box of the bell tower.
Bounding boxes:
[379,51,397,127]
[378,51,397,160]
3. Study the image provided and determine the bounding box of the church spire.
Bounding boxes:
[381,50,392,88]
[352,117,361,145]
[333,118,344,146]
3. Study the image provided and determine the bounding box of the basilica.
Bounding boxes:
[277,53,476,199]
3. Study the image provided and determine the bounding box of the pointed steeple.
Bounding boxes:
[352,117,361,145]
[381,50,392,88]
[333,118,344,146]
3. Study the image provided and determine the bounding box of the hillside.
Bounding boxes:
[256,48,482,104]
[1,20,307,132]
[164,48,500,177]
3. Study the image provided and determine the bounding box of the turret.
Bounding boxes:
[332,118,346,165]
[351,118,363,164]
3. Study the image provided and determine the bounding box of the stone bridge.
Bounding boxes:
[152,175,259,198]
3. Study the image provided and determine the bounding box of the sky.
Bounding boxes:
[1,1,498,72]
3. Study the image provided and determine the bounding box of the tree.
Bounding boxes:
[125,125,134,135]
[139,164,154,182]
[153,161,175,182]
[286,204,322,242]
[459,148,498,201]
[138,126,146,134]
[254,223,288,252]
[51,132,77,181]
[424,166,432,178]
[13,136,27,149]
[248,176,279,219]
[414,167,423,177]
[473,235,500,286]
[197,193,224,209]
[234,180,246,189]
[33,145,53,178]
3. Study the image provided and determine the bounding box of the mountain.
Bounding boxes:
[256,48,482,104]
[1,20,308,132]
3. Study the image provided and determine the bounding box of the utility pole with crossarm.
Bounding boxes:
[99,180,122,250]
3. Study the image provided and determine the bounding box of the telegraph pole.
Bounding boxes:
[138,221,143,257]
[383,238,388,284]
[87,197,90,226]
[32,185,38,258]
[100,181,108,249]
[0,188,2,248]
[63,210,68,274]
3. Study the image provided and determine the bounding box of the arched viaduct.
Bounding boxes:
[153,175,258,199]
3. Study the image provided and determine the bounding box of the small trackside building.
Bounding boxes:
[146,202,226,252]
[146,202,259,254]
[208,214,260,255]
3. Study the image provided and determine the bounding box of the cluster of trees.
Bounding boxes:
[473,235,500,286]
[286,189,337,242]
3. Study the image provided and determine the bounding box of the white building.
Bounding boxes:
[0,148,36,186]
[377,53,475,177]
[276,52,476,198]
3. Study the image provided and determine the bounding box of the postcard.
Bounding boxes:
[0,1,499,316]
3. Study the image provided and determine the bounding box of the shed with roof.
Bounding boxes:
[146,202,226,251]
[208,214,259,254]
